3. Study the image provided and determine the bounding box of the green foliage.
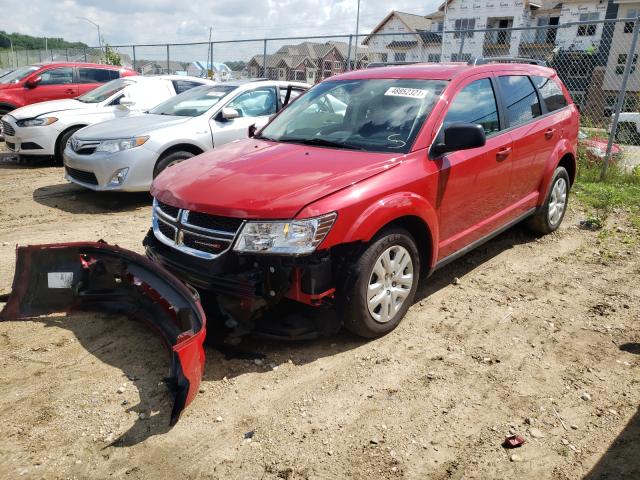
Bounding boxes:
[0,31,87,50]
[104,44,121,66]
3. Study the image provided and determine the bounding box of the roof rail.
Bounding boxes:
[366,61,421,69]
[469,57,548,67]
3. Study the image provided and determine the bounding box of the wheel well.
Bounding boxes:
[55,125,87,155]
[558,153,576,186]
[0,103,17,113]
[158,143,204,161]
[377,215,433,271]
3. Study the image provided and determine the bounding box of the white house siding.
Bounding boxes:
[365,15,440,63]
[602,2,640,93]
[555,1,609,50]
[441,0,533,61]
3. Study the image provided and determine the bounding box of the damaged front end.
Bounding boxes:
[0,241,206,426]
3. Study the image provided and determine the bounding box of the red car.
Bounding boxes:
[0,62,136,116]
[579,131,623,163]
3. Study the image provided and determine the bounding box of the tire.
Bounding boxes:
[526,166,570,235]
[336,228,420,338]
[615,123,638,145]
[153,151,195,178]
[56,127,83,164]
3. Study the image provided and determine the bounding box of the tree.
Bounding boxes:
[104,44,121,66]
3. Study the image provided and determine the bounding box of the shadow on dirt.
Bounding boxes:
[0,152,52,169]
[33,183,151,214]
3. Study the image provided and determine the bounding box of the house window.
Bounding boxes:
[379,53,388,62]
[428,54,441,63]
[451,53,472,62]
[577,13,598,36]
[454,18,475,38]
[334,61,341,70]
[625,10,637,33]
[432,21,444,32]
[323,61,332,78]
[278,68,286,79]
[294,70,305,81]
[616,53,638,75]
[394,52,407,62]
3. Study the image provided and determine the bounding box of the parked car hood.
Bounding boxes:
[75,114,191,140]
[152,139,403,219]
[9,99,93,120]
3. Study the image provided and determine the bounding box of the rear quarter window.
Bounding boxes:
[532,75,569,112]
[78,68,118,83]
[497,75,542,128]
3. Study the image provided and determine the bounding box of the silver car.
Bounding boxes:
[63,80,309,191]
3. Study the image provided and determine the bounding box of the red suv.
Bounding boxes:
[0,62,136,116]
[146,61,578,339]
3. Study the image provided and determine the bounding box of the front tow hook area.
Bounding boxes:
[0,241,207,426]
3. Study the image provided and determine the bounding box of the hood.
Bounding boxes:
[9,99,91,120]
[76,114,190,140]
[152,139,403,219]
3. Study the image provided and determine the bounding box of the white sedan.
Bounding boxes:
[1,75,215,162]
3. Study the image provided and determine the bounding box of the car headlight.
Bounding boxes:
[96,136,149,153]
[17,116,58,127]
[587,146,606,158]
[233,213,337,255]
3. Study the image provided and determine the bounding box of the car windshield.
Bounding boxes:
[0,65,39,84]
[149,85,237,117]
[259,79,448,153]
[76,78,133,103]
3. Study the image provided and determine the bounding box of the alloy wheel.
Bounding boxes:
[548,177,567,227]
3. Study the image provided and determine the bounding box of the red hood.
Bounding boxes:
[152,139,403,219]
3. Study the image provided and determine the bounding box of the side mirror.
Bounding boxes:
[118,98,136,109]
[220,107,240,121]
[430,123,486,157]
[26,76,42,88]
[248,123,257,138]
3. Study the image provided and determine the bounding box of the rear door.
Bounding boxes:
[435,74,514,259]
[210,86,279,146]
[76,67,119,95]
[24,67,77,103]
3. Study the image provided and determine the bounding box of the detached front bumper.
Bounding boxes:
[63,144,157,192]
[0,241,206,426]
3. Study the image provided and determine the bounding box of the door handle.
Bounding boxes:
[545,128,556,140]
[496,147,512,161]
[65,89,75,94]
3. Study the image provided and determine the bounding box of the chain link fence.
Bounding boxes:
[1,17,639,174]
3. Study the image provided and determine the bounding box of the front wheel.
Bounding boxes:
[153,151,195,178]
[336,228,420,338]
[56,127,82,164]
[526,166,570,235]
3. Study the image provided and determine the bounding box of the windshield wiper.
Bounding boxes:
[277,137,365,150]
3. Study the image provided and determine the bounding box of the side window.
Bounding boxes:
[497,75,542,128]
[39,67,74,85]
[172,80,203,94]
[531,75,568,112]
[444,78,500,135]
[109,70,120,80]
[227,88,277,117]
[78,68,114,83]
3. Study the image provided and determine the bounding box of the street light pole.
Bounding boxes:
[0,32,14,68]
[354,0,361,69]
[77,17,102,59]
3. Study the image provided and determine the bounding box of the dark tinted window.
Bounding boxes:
[39,67,74,85]
[497,75,542,127]
[172,80,203,94]
[78,68,117,83]
[532,75,568,112]
[444,78,499,135]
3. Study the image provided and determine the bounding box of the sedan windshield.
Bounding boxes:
[259,79,448,153]
[0,65,39,84]
[77,78,133,103]
[149,85,237,117]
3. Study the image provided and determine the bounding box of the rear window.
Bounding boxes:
[532,76,568,112]
[172,80,204,94]
[78,68,119,83]
[497,75,542,128]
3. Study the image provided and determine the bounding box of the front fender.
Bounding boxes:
[0,241,206,426]
[538,138,576,206]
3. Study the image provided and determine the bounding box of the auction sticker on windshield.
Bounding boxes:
[384,87,429,99]
[47,272,74,289]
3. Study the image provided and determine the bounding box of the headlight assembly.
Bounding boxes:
[17,117,58,127]
[233,212,337,255]
[96,136,149,153]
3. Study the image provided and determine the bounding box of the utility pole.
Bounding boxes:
[207,27,213,79]
[354,0,361,69]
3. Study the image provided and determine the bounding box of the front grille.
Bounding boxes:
[152,198,244,259]
[2,120,15,136]
[66,166,99,185]
[70,138,100,155]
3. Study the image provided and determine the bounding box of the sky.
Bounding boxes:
[0,0,442,46]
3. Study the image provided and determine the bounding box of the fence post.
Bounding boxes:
[346,34,353,71]
[262,39,268,77]
[25,50,28,64]
[166,44,170,74]
[65,48,69,61]
[83,47,87,62]
[50,49,53,61]
[39,50,42,62]
[458,33,466,60]
[602,16,640,180]
[132,45,136,73]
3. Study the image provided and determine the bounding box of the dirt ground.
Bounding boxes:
[0,152,638,480]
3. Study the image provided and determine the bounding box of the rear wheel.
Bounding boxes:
[336,228,420,338]
[56,127,83,164]
[615,123,639,145]
[153,151,195,178]
[526,166,570,235]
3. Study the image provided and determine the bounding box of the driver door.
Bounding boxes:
[210,86,278,146]
[24,67,78,103]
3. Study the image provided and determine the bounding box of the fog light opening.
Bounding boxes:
[108,167,129,186]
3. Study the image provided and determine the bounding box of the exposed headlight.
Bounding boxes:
[107,167,129,186]
[587,146,606,158]
[96,136,149,153]
[233,213,337,255]
[17,117,58,127]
